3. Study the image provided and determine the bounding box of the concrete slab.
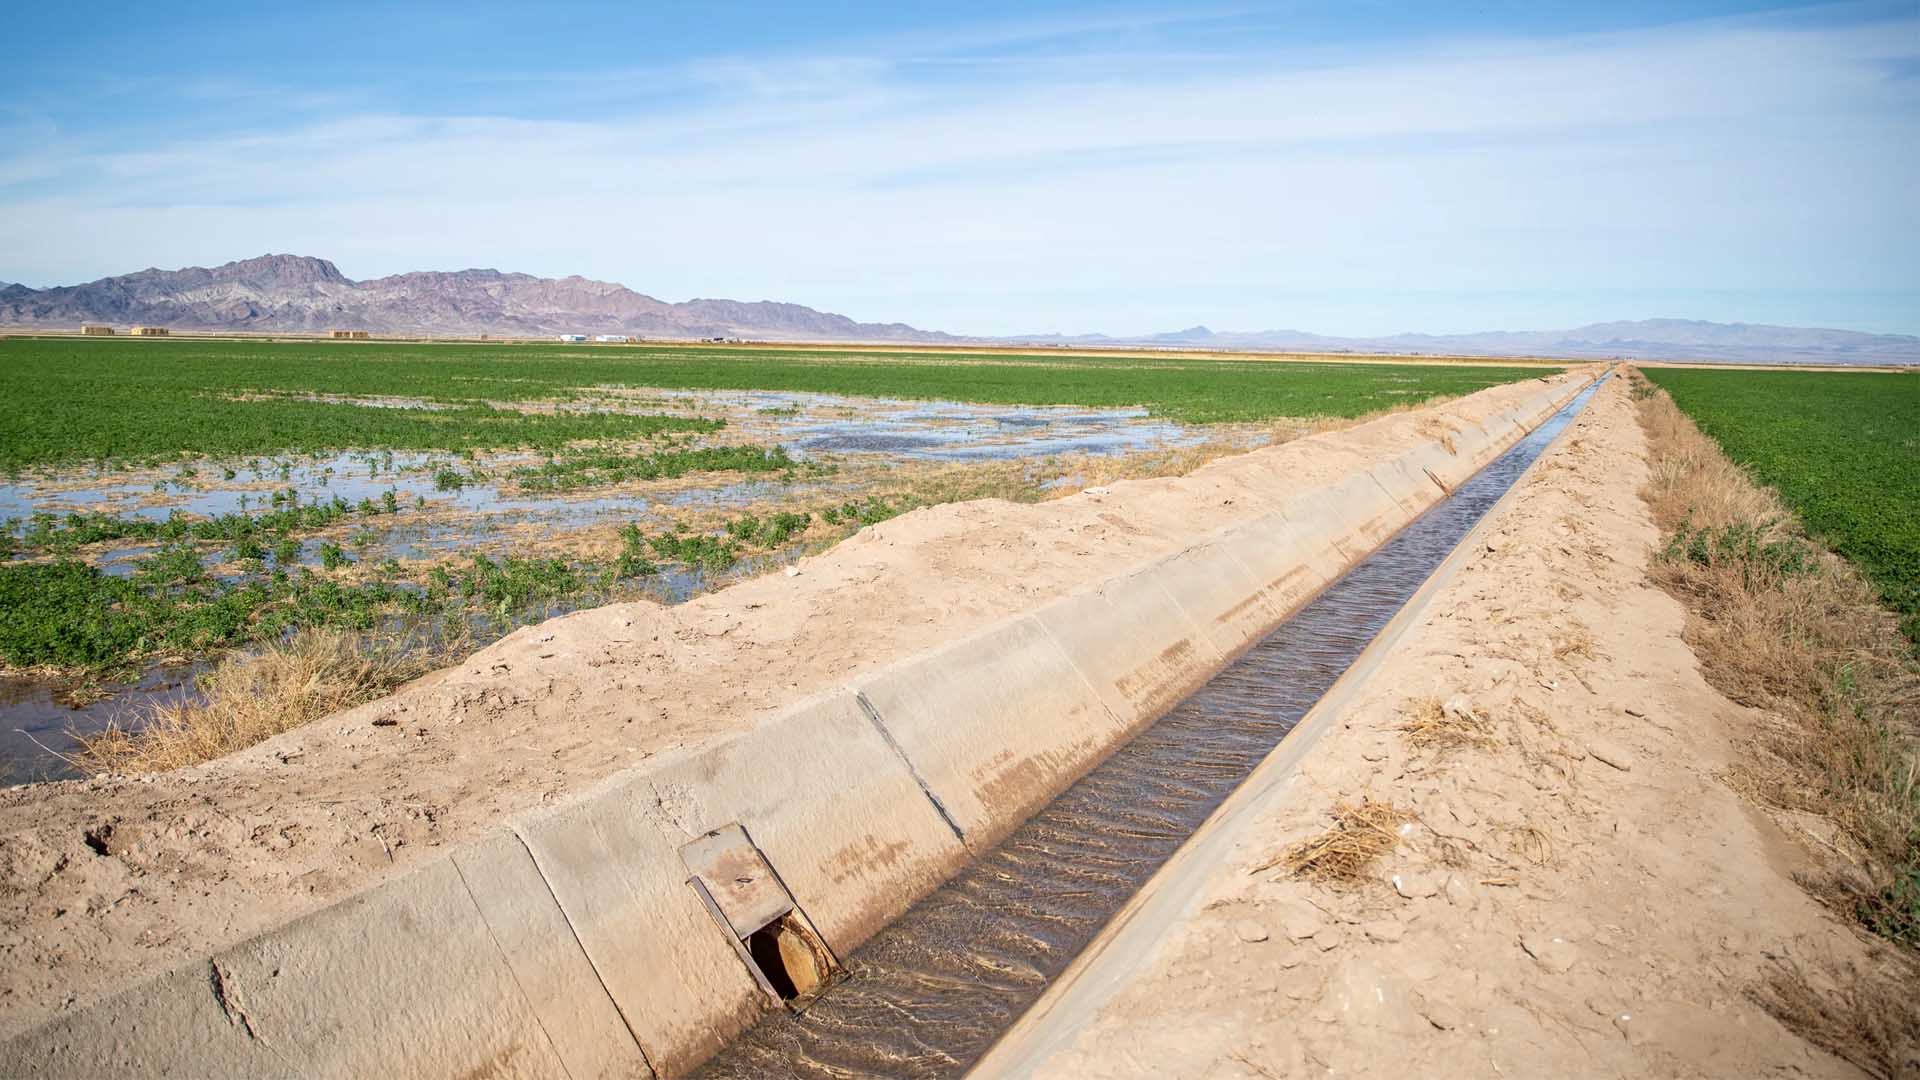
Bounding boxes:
[0,964,270,1078]
[515,770,760,1075]
[642,690,970,951]
[1320,468,1408,550]
[1210,511,1340,622]
[1145,537,1288,659]
[855,615,1125,852]
[1031,572,1225,738]
[210,856,575,1079]
[451,830,650,1080]
[514,689,975,1074]
[1391,439,1471,494]
[1368,455,1443,519]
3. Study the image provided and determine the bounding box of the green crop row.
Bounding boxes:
[0,336,1547,471]
[10,489,410,556]
[512,444,800,492]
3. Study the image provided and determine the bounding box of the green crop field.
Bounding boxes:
[0,335,1552,683]
[1643,367,1919,642]
[0,336,1548,471]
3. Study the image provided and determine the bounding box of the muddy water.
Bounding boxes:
[0,666,205,786]
[695,376,1606,1078]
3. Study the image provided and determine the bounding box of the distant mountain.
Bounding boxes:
[3,255,1914,364]
[1007,319,1920,365]
[0,254,960,343]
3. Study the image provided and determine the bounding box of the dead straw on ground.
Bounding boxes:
[1635,373,1918,938]
[1252,796,1410,885]
[1398,695,1497,752]
[70,629,439,775]
[1748,958,1920,1080]
[1633,371,1920,1060]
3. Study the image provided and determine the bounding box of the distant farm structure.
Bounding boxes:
[81,325,114,336]
[558,334,587,343]
[129,326,169,336]
[329,329,370,340]
[595,334,632,343]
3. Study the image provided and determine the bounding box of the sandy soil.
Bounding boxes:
[988,376,1881,1078]
[0,369,1593,1038]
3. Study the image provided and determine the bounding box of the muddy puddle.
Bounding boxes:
[1,388,1223,785]
[694,376,1606,1078]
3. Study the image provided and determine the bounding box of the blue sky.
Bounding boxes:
[3,1,1917,336]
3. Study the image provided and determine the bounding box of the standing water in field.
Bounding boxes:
[0,391,1217,786]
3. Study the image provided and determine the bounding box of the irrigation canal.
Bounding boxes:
[694,374,1607,1078]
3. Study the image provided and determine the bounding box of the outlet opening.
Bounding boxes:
[744,913,830,1003]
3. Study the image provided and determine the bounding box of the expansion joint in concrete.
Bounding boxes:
[449,853,578,1080]
[855,689,970,850]
[1368,470,1411,514]
[507,824,659,1078]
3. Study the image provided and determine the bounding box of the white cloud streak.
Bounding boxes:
[2,8,1915,334]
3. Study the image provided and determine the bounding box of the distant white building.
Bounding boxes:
[557,334,587,343]
[595,334,632,343]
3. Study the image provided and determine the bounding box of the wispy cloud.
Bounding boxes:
[2,4,1915,335]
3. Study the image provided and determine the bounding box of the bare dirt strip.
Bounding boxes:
[0,369,1593,1039]
[978,375,1885,1078]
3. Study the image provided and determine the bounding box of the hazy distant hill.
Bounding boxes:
[1011,319,1920,365]
[0,254,959,344]
[3,254,1914,364]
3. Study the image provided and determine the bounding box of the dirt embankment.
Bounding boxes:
[0,369,1594,1038]
[984,376,1896,1078]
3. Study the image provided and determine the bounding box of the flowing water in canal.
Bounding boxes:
[696,374,1606,1078]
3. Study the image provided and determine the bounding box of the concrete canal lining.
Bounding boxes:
[0,373,1593,1079]
[968,378,1608,1077]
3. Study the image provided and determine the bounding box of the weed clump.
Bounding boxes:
[1661,517,1816,589]
[726,511,810,548]
[648,528,739,574]
[614,524,657,579]
[820,497,904,527]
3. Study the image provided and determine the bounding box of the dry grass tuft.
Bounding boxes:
[1399,695,1497,752]
[1635,371,1920,951]
[1253,797,1410,885]
[71,630,436,775]
[1550,624,1597,665]
[1749,958,1920,1080]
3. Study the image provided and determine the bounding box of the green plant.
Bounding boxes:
[615,523,657,578]
[1660,517,1817,588]
[512,444,796,492]
[648,529,739,573]
[1644,367,1918,646]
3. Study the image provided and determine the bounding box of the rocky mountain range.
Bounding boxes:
[0,254,956,344]
[3,254,1914,364]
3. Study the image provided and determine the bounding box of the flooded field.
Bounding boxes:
[0,386,1241,783]
[0,336,1550,785]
